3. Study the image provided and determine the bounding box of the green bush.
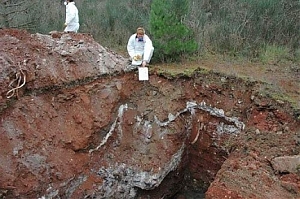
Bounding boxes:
[150,0,198,63]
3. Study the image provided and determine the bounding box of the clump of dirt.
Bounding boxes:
[0,29,299,199]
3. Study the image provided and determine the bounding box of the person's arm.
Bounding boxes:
[127,35,136,59]
[142,35,153,66]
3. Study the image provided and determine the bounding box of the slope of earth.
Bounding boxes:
[0,29,299,199]
[150,57,300,115]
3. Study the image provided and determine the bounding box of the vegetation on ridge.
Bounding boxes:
[1,0,299,63]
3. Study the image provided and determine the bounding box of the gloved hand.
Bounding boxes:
[133,54,142,61]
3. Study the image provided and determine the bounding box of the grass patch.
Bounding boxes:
[294,48,300,63]
[259,44,291,64]
[150,62,205,79]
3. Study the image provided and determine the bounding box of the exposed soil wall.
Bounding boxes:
[0,29,299,199]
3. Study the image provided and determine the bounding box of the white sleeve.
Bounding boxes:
[127,35,136,58]
[143,35,153,61]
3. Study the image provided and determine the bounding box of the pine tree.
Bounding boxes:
[150,0,198,62]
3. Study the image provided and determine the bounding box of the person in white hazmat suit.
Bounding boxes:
[127,27,154,67]
[63,0,79,33]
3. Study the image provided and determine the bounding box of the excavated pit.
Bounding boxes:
[0,29,299,199]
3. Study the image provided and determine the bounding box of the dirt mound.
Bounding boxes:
[0,29,299,199]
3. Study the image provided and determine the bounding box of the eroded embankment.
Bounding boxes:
[1,69,299,199]
[0,29,299,199]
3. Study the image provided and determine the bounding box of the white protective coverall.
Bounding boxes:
[127,33,154,65]
[64,2,79,33]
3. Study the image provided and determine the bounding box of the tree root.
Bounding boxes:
[6,62,27,99]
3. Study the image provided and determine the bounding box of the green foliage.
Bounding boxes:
[2,0,299,63]
[34,1,65,33]
[150,0,198,63]
[0,0,39,30]
[80,0,151,48]
[202,0,300,59]
[295,49,300,62]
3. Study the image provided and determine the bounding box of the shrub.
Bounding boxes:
[150,0,198,63]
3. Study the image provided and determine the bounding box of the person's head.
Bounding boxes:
[136,27,145,42]
[136,27,145,37]
[64,0,73,5]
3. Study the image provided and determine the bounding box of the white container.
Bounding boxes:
[138,67,149,81]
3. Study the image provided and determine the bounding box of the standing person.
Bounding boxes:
[63,0,79,33]
[127,27,154,67]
